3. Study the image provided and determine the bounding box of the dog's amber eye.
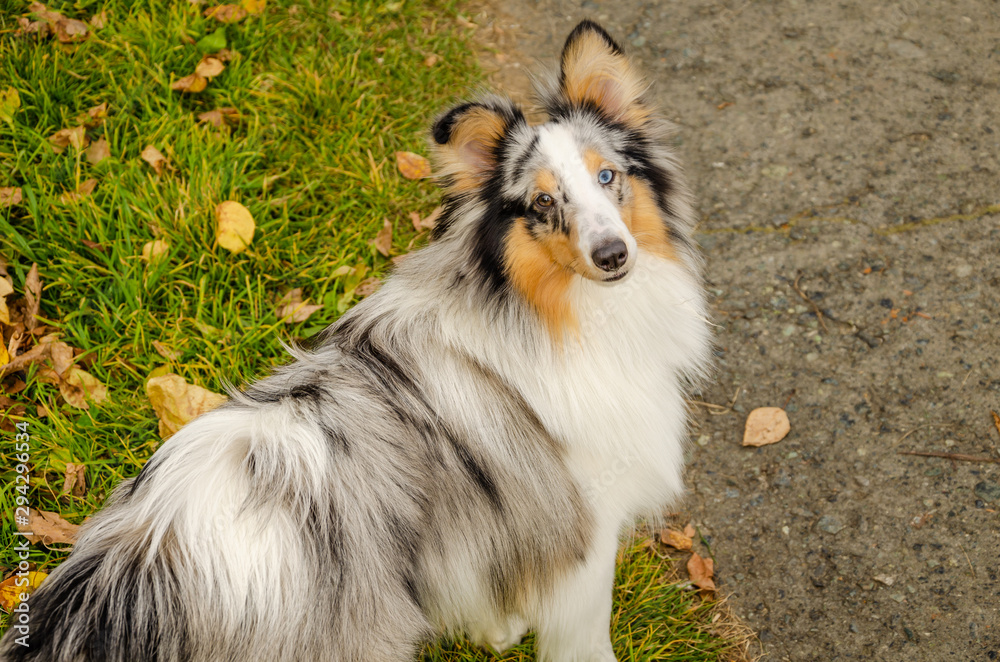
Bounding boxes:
[534,193,554,208]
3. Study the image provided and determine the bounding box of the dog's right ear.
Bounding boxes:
[431,98,524,193]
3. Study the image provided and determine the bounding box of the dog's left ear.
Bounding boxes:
[557,20,648,126]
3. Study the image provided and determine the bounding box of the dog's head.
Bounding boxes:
[431,21,685,331]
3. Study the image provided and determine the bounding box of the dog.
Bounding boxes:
[0,20,711,662]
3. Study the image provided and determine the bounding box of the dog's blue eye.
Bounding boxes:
[598,169,614,185]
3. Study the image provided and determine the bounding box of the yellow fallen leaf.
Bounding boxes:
[140,145,169,175]
[373,218,392,256]
[0,187,22,208]
[146,373,227,438]
[60,367,107,409]
[395,151,431,179]
[195,56,225,78]
[17,508,80,548]
[659,528,693,551]
[0,275,12,324]
[742,407,791,447]
[0,343,9,367]
[142,240,170,263]
[241,0,266,14]
[215,201,255,253]
[85,137,110,164]
[170,73,208,93]
[0,571,47,613]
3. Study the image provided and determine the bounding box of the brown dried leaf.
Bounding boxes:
[395,151,431,180]
[0,187,22,208]
[23,263,40,332]
[15,17,51,37]
[195,56,225,78]
[992,410,1000,440]
[85,137,110,164]
[687,552,716,591]
[215,201,255,253]
[742,407,791,447]
[373,218,393,256]
[659,528,693,551]
[683,522,696,539]
[140,145,169,175]
[420,205,443,230]
[146,373,227,438]
[54,17,88,43]
[60,367,107,409]
[48,340,74,377]
[89,10,107,29]
[423,53,440,67]
[86,102,108,122]
[204,4,247,22]
[197,107,239,128]
[355,277,382,298]
[59,178,97,203]
[81,239,105,252]
[62,463,86,497]
[48,126,88,154]
[17,508,80,548]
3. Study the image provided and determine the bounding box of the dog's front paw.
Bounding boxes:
[470,616,528,654]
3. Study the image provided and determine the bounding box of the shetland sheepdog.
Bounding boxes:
[1,20,710,662]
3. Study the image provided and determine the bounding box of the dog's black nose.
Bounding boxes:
[592,239,628,272]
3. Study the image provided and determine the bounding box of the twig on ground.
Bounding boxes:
[792,273,828,333]
[898,451,1000,464]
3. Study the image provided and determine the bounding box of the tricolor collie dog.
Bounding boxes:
[1,21,710,662]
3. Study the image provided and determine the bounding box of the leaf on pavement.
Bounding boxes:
[687,552,716,592]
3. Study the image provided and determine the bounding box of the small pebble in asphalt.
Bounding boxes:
[817,516,845,534]
[974,480,1000,504]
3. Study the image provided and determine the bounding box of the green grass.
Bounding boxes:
[0,1,745,658]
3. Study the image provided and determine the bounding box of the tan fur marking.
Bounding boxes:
[504,219,578,341]
[433,106,508,193]
[562,32,650,127]
[623,176,675,260]
[583,149,604,175]
[535,170,557,195]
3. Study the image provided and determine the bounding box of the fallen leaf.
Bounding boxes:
[204,4,248,22]
[275,288,322,323]
[59,178,97,203]
[17,508,80,548]
[152,340,181,361]
[214,48,237,62]
[140,145,169,175]
[48,340,74,376]
[687,552,716,591]
[992,410,1000,440]
[215,201,255,253]
[48,126,88,154]
[85,137,110,164]
[170,73,208,93]
[0,277,13,325]
[0,187,22,208]
[142,240,170,263]
[373,218,393,256]
[660,528,693,551]
[60,367,107,409]
[419,205,443,230]
[873,573,895,586]
[15,16,51,38]
[62,463,86,497]
[683,522,697,538]
[81,239,105,252]
[89,10,107,29]
[408,211,422,232]
[146,373,227,438]
[742,407,791,447]
[23,264,41,332]
[0,572,47,612]
[195,56,225,78]
[0,87,20,125]
[242,0,266,13]
[396,151,431,180]
[82,101,108,126]
[423,53,440,67]
[197,107,240,128]
[53,17,88,43]
[196,27,227,53]
[355,277,381,297]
